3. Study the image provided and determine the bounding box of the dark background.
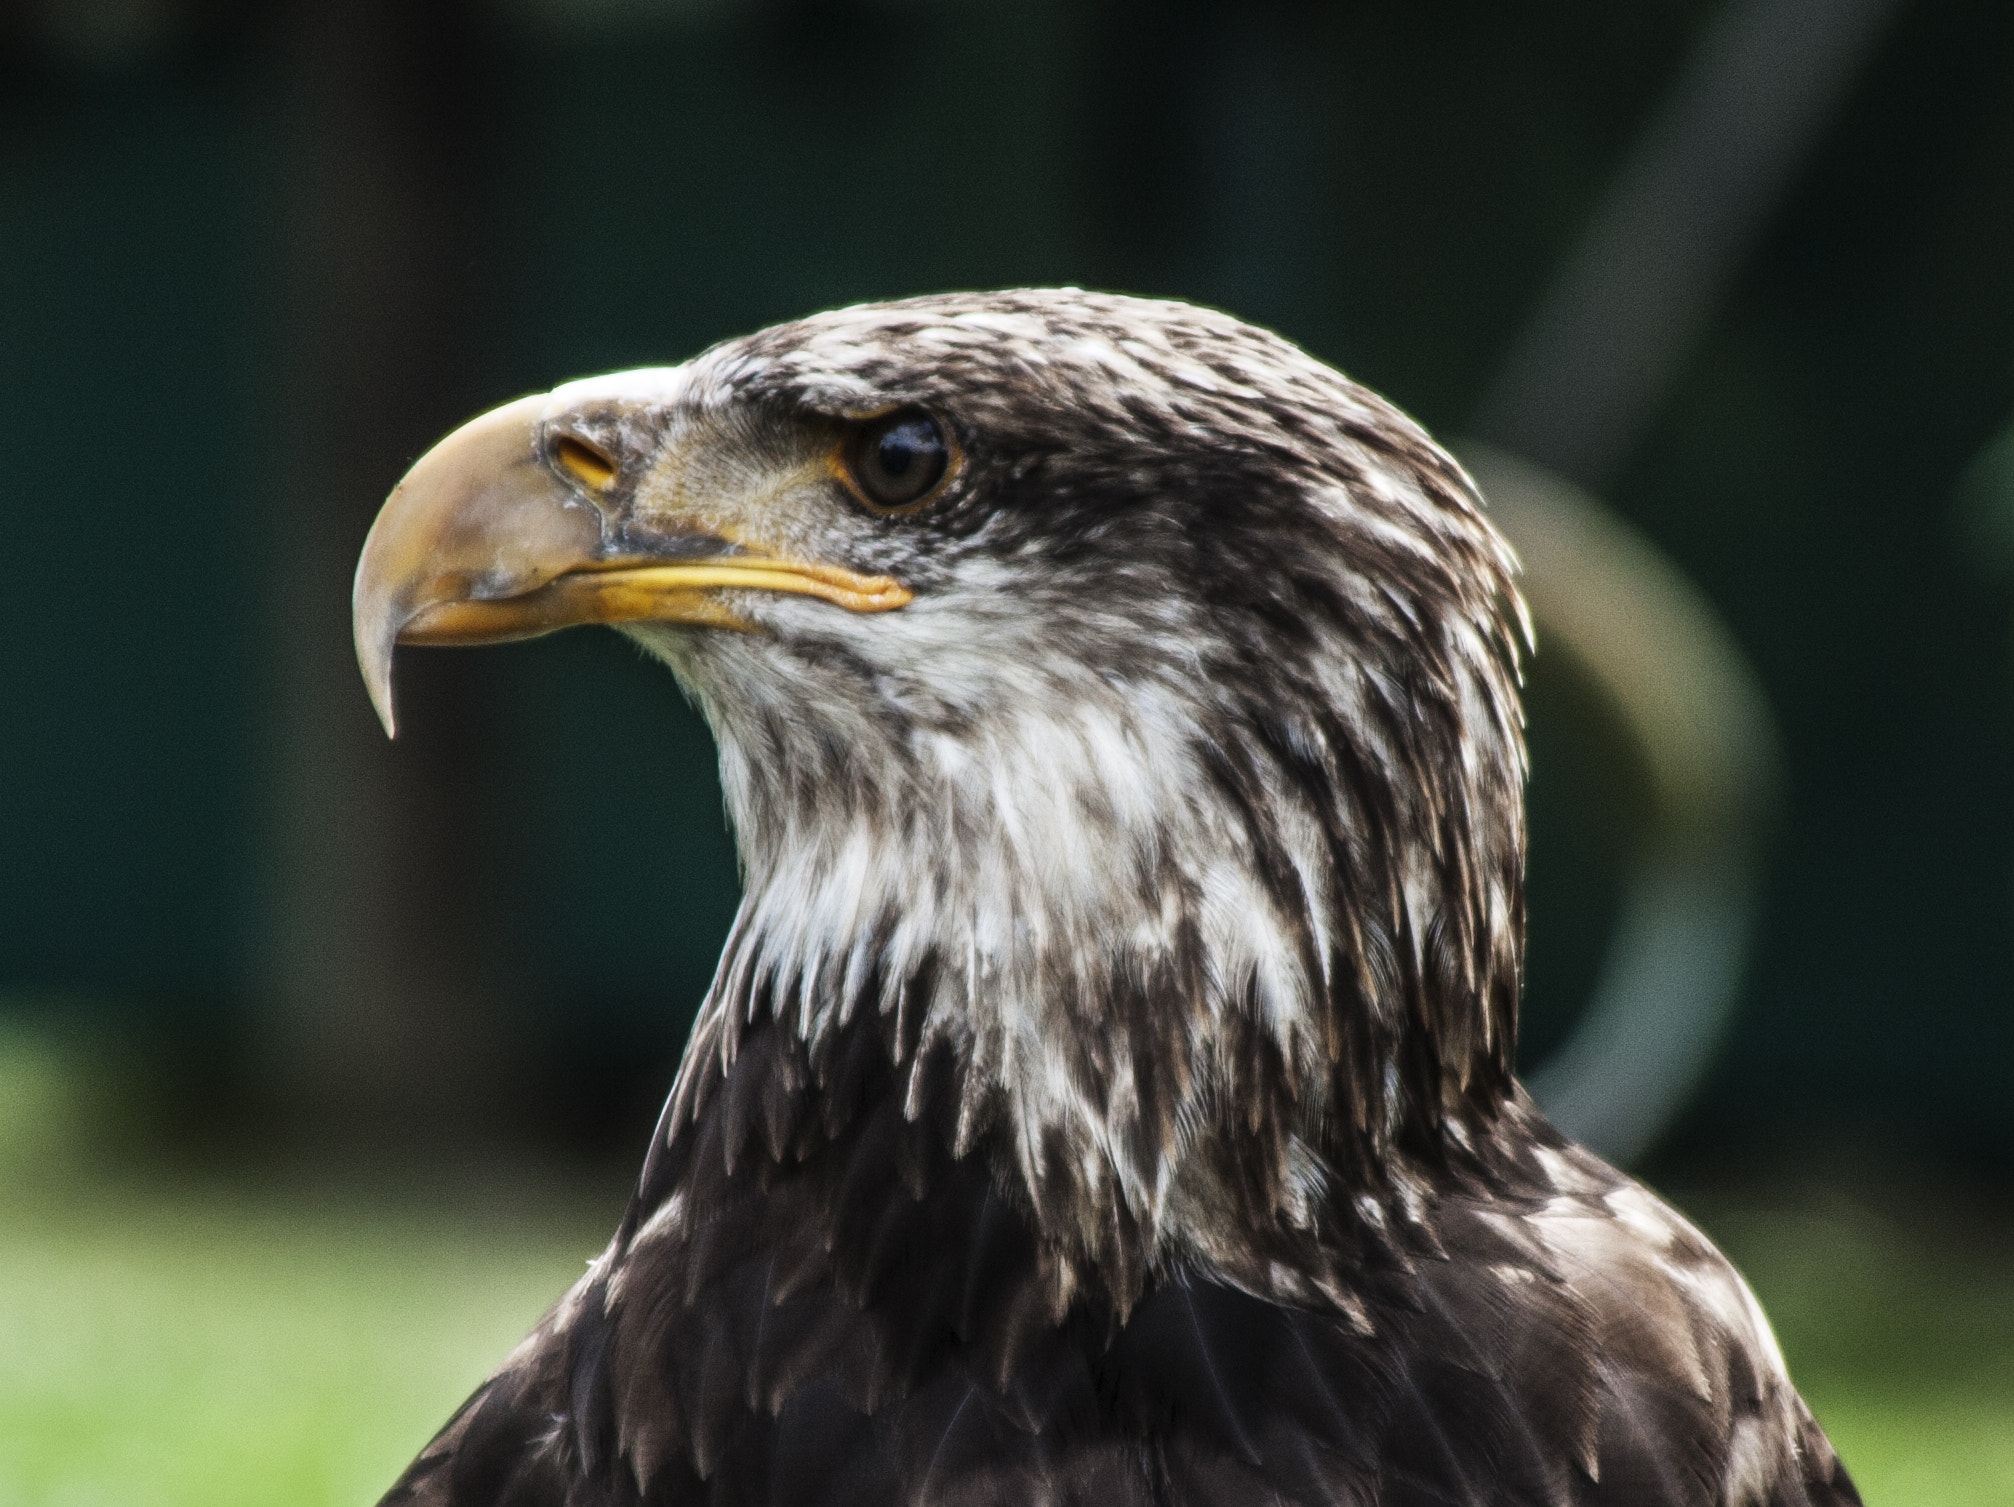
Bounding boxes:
[4,0,2012,1178]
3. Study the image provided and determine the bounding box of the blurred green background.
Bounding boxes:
[3,1,2013,1502]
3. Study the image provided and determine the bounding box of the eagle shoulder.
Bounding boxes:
[380,1020,1857,1507]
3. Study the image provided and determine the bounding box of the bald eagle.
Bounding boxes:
[354,291,1856,1507]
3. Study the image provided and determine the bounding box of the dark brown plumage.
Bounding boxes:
[354,291,1856,1507]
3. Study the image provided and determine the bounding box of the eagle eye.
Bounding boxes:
[844,409,950,511]
[552,433,618,491]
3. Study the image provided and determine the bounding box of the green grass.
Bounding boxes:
[0,1031,2009,1504]
[1686,1184,2014,1507]
[0,1176,612,1507]
[0,1026,616,1506]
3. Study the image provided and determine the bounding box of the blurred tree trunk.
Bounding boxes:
[254,0,519,1142]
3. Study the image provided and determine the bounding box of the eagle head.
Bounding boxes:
[355,290,1528,1303]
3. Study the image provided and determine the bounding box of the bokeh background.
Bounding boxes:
[4,1,2013,1502]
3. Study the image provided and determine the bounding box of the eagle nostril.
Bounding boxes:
[553,434,618,491]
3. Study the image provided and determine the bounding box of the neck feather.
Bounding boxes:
[651,624,1524,1306]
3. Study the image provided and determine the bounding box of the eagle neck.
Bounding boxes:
[658,648,1521,1310]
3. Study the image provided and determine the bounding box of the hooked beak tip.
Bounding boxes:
[354,571,404,740]
[360,630,400,740]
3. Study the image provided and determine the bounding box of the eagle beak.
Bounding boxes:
[353,392,912,737]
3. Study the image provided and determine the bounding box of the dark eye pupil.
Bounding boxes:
[878,424,927,476]
[853,409,947,508]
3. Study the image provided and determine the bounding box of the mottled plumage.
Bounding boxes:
[364,291,1855,1506]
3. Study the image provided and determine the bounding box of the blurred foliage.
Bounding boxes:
[0,1025,616,1507]
[1681,1176,2014,1506]
[1516,638,1655,1071]
[0,1184,600,1507]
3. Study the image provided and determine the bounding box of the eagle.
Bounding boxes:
[352,290,1856,1507]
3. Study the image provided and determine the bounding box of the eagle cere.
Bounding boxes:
[353,290,1856,1506]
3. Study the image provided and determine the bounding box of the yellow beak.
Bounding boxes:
[352,394,911,737]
